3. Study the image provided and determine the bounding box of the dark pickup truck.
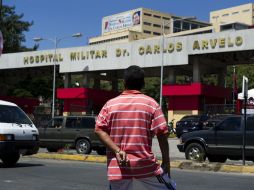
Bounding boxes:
[177,114,254,162]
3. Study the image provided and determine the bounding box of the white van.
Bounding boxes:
[0,100,39,166]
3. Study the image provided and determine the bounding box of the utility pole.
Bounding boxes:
[0,0,3,56]
[0,0,2,24]
[233,65,236,111]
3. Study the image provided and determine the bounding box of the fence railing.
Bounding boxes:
[204,104,236,115]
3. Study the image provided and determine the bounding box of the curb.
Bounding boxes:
[30,153,107,163]
[29,153,254,174]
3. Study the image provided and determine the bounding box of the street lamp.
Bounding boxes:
[159,17,196,107]
[33,33,82,118]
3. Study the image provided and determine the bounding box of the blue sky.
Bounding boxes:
[4,0,254,50]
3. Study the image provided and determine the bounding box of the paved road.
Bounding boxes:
[152,137,184,160]
[0,158,253,190]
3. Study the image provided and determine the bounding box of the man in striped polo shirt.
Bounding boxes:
[95,65,171,190]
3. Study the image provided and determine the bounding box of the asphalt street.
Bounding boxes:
[152,137,184,160]
[0,158,253,190]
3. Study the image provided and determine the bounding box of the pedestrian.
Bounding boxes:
[95,65,174,190]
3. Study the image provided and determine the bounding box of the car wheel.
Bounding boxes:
[208,155,227,163]
[76,139,91,154]
[1,153,20,167]
[185,143,206,162]
[47,147,59,152]
[96,147,106,155]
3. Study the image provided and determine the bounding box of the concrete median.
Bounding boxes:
[28,153,254,175]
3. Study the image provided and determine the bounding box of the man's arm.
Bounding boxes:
[95,129,129,166]
[95,129,120,153]
[157,132,170,176]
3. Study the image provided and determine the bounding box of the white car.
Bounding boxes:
[0,100,39,166]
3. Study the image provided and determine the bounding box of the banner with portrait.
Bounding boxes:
[103,10,141,33]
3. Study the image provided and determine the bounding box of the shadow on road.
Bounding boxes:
[0,162,44,168]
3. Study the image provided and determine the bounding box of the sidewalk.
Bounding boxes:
[152,137,184,160]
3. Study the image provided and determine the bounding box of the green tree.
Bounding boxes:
[1,4,47,99]
[226,64,254,93]
[1,4,37,53]
[9,75,53,100]
[143,77,160,101]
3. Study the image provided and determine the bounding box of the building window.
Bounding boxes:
[242,9,250,13]
[153,32,161,36]
[143,22,151,26]
[182,22,190,30]
[173,20,181,33]
[144,13,152,16]
[90,35,130,45]
[153,24,161,28]
[163,17,170,20]
[212,15,219,19]
[174,21,181,28]
[191,24,198,29]
[222,13,229,17]
[164,26,170,30]
[153,15,161,18]
[144,30,151,34]
[232,11,239,15]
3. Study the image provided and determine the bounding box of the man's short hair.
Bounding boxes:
[124,65,144,90]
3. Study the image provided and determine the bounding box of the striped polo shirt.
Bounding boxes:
[95,90,168,181]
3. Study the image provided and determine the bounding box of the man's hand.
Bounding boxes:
[115,150,129,166]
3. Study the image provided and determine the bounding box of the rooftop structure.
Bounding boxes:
[210,3,254,32]
[89,7,210,45]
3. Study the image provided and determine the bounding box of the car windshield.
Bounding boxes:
[207,115,229,122]
[0,105,32,125]
[181,116,200,121]
[211,114,229,119]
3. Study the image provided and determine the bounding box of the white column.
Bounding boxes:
[111,71,118,91]
[193,57,201,83]
[63,73,71,88]
[218,67,227,87]
[112,80,118,91]
[82,73,90,87]
[93,77,100,89]
[180,21,183,31]
[168,68,176,84]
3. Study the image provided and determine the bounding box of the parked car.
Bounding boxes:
[38,116,106,155]
[0,100,39,166]
[175,115,210,138]
[177,114,254,163]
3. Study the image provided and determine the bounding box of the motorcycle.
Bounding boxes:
[168,119,176,134]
